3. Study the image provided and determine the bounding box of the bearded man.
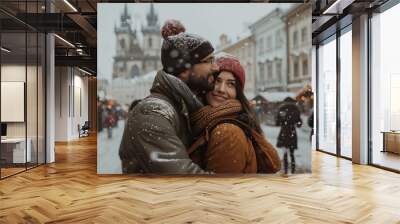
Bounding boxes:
[119,20,218,174]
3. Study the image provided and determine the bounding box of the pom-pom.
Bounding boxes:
[161,19,186,39]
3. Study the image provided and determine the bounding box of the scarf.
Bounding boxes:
[190,99,242,136]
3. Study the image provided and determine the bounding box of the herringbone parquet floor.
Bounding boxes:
[1,135,400,224]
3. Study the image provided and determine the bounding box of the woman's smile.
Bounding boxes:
[211,93,227,102]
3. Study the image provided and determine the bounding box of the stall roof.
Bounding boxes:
[256,91,296,102]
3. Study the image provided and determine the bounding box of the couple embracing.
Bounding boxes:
[119,20,281,174]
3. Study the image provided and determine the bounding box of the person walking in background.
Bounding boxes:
[104,109,116,139]
[97,98,103,132]
[308,110,314,142]
[276,97,302,174]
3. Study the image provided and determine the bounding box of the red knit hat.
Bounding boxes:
[215,53,245,90]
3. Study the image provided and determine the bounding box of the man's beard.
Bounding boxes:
[186,72,215,95]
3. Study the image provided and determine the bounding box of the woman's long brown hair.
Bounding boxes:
[235,81,263,134]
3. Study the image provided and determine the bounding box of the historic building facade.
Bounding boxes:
[112,4,162,80]
[250,8,288,93]
[286,4,312,93]
[216,33,257,98]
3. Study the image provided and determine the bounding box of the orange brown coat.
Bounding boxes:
[205,123,257,173]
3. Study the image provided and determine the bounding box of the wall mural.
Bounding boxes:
[97,3,313,175]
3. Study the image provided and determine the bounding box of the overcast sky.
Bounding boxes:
[97,3,297,81]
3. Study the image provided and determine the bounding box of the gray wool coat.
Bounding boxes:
[119,70,209,174]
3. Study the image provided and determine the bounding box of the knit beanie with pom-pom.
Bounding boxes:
[161,19,214,76]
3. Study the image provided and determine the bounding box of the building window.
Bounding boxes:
[318,36,337,155]
[259,62,265,86]
[293,30,298,48]
[294,58,299,78]
[259,38,264,55]
[301,27,307,43]
[119,62,126,72]
[130,65,140,78]
[267,36,272,51]
[302,58,308,77]
[275,31,282,48]
[267,61,273,80]
[339,30,352,158]
[120,39,125,49]
[371,4,400,171]
[276,60,282,82]
[148,37,152,48]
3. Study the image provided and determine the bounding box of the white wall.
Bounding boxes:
[72,73,89,138]
[55,67,68,141]
[55,67,89,141]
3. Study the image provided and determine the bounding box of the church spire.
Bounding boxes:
[121,4,131,27]
[146,3,158,27]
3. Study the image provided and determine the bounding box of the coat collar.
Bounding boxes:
[150,70,204,115]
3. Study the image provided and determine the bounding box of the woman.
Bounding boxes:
[189,54,281,173]
[276,97,302,174]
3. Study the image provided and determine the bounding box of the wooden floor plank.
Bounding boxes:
[0,135,399,223]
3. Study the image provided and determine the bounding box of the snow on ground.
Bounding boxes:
[97,120,125,174]
[98,116,312,174]
[261,115,312,174]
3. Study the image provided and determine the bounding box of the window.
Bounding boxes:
[259,62,265,87]
[120,39,125,49]
[265,37,268,52]
[275,31,282,48]
[371,4,400,171]
[267,36,272,51]
[148,37,152,48]
[302,58,308,77]
[340,29,352,158]
[130,65,140,78]
[142,62,146,71]
[294,59,299,78]
[258,38,264,55]
[293,30,299,48]
[301,27,307,43]
[276,60,282,82]
[318,36,337,155]
[267,61,273,80]
[0,1,46,179]
[119,62,125,72]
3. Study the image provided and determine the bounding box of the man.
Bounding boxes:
[119,20,219,174]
